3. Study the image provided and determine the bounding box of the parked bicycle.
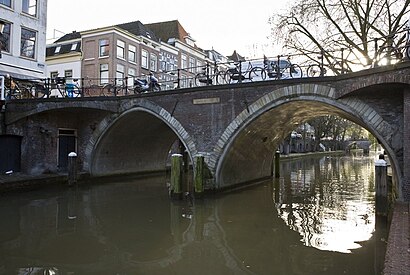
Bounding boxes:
[306,53,326,77]
[264,56,303,79]
[194,62,225,86]
[224,61,266,84]
[100,79,132,96]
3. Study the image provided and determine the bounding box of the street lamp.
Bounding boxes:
[0,19,5,58]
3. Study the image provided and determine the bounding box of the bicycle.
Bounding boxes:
[224,61,266,84]
[265,56,303,79]
[306,56,327,77]
[102,79,132,96]
[194,63,225,86]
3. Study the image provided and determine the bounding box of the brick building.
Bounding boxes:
[46,20,229,91]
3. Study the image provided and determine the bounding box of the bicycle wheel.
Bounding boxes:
[307,64,322,77]
[405,44,410,60]
[290,64,303,78]
[30,83,48,98]
[194,73,204,87]
[102,84,115,96]
[215,71,226,85]
[224,71,234,84]
[248,67,266,82]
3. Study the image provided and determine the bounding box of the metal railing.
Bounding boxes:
[2,31,409,100]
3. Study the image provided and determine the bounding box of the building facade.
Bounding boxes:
[46,20,230,91]
[0,0,47,80]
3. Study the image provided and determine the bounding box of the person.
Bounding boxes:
[5,74,17,99]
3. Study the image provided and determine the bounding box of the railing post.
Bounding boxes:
[374,38,379,67]
[206,62,210,86]
[276,55,281,79]
[79,77,83,97]
[177,69,181,89]
[340,48,345,75]
[320,50,324,77]
[45,78,50,98]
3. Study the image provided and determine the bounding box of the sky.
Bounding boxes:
[46,0,290,58]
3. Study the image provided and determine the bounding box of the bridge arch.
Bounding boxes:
[211,84,402,197]
[84,99,198,176]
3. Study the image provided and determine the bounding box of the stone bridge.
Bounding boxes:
[2,62,410,200]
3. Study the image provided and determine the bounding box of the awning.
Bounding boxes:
[0,64,45,81]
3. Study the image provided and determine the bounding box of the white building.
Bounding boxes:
[0,0,48,80]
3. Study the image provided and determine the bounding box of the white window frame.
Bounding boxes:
[100,64,109,85]
[141,49,148,69]
[128,45,136,63]
[116,39,125,59]
[22,0,37,17]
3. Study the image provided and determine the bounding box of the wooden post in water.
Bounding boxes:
[194,154,204,198]
[275,151,280,178]
[67,152,77,186]
[375,154,388,216]
[171,153,183,200]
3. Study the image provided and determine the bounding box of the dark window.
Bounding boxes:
[20,28,36,59]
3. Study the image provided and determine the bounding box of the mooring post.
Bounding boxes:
[275,151,280,178]
[375,154,388,216]
[194,154,204,198]
[67,152,77,186]
[171,153,183,200]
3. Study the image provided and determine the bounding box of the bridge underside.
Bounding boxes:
[217,100,368,187]
[91,111,178,176]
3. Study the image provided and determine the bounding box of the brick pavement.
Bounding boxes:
[383,202,410,275]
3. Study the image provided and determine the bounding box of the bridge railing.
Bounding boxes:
[2,29,409,100]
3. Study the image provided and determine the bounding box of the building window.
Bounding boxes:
[0,0,11,8]
[64,70,73,79]
[55,45,61,53]
[141,49,148,69]
[100,64,109,84]
[71,43,78,51]
[116,40,125,59]
[116,64,125,85]
[197,60,202,73]
[20,28,36,59]
[189,57,195,73]
[99,39,109,57]
[22,0,37,17]
[50,71,59,79]
[1,22,11,53]
[181,54,187,69]
[128,68,135,87]
[150,53,157,72]
[128,45,136,63]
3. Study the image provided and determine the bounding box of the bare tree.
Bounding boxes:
[269,0,410,74]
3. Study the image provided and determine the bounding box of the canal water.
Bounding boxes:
[0,153,387,274]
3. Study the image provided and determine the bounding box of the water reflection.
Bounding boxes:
[0,154,384,274]
[277,154,376,253]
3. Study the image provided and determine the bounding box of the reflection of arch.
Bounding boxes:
[84,99,198,175]
[211,84,400,195]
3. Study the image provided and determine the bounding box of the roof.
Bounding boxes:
[46,42,81,57]
[54,31,82,43]
[227,50,245,62]
[116,20,159,42]
[145,20,190,44]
